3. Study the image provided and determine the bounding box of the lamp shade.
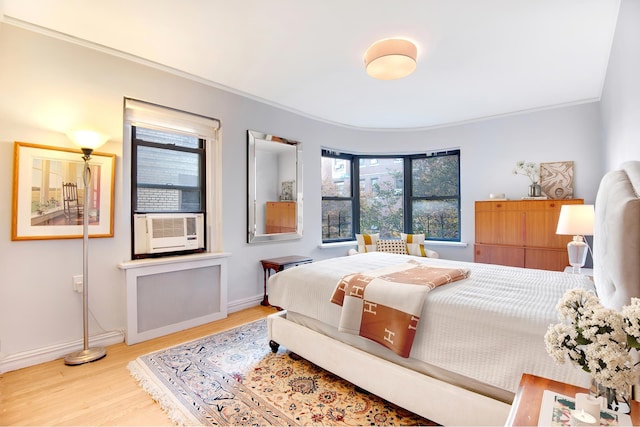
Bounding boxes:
[67,130,109,151]
[556,204,595,236]
[364,38,417,80]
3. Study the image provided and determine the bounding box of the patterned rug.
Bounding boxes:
[128,319,436,426]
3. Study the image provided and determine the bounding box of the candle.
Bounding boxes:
[571,409,597,426]
[575,392,602,421]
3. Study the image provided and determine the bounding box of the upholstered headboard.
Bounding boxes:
[593,161,640,310]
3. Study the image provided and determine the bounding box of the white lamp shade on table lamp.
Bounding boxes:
[556,204,595,273]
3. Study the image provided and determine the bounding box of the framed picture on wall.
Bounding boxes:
[11,141,116,240]
[540,161,574,199]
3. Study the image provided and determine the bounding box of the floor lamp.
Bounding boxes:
[64,130,109,365]
[556,204,595,274]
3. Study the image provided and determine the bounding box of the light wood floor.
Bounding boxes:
[0,305,279,426]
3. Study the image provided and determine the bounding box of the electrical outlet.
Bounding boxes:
[72,275,83,293]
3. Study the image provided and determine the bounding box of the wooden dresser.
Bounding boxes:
[265,201,296,233]
[474,199,584,271]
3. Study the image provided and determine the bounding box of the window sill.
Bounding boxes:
[424,241,468,248]
[118,251,232,269]
[318,240,468,249]
[318,241,358,249]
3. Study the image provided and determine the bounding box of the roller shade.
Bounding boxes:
[124,98,220,138]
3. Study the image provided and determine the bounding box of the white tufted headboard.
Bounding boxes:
[593,161,640,310]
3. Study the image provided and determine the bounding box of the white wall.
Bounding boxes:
[600,0,640,170]
[255,150,278,234]
[278,148,297,198]
[0,22,605,366]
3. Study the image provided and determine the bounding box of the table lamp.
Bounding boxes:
[556,204,595,274]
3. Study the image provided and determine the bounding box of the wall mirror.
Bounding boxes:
[247,130,303,243]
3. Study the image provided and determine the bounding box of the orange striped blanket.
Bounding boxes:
[330,260,470,358]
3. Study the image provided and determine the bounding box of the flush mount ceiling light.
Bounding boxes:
[364,38,417,80]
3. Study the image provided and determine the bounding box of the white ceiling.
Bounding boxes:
[1,0,621,130]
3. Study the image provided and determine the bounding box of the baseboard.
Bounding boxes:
[0,296,264,373]
[228,294,263,313]
[0,330,124,374]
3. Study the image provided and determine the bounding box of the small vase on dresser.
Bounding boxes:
[528,182,542,197]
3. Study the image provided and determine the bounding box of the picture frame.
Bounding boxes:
[280,180,294,201]
[11,141,116,240]
[540,161,574,199]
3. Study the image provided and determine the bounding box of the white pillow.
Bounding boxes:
[356,233,379,253]
[376,239,408,255]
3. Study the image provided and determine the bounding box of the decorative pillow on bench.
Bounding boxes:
[401,233,439,258]
[376,239,408,255]
[352,232,439,258]
[401,233,425,255]
[356,233,379,253]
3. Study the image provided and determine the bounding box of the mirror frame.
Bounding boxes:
[247,130,303,243]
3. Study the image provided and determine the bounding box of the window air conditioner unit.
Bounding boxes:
[134,213,205,257]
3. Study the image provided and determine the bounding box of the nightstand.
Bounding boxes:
[260,255,312,306]
[505,373,640,426]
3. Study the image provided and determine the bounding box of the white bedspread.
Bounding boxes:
[268,252,595,395]
[331,260,470,357]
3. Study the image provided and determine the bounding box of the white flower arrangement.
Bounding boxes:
[544,289,640,394]
[512,160,539,184]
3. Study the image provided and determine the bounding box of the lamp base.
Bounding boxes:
[568,264,583,274]
[567,235,588,275]
[64,347,106,365]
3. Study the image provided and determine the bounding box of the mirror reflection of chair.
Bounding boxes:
[62,182,83,223]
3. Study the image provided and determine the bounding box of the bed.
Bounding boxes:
[267,161,640,426]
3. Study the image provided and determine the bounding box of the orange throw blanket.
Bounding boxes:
[330,260,470,358]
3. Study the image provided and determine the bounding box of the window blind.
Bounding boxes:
[124,98,220,138]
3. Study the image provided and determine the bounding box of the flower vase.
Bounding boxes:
[528,183,541,197]
[590,377,631,414]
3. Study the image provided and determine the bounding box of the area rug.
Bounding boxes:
[128,319,437,426]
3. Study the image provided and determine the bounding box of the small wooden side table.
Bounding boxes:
[505,373,640,426]
[260,255,312,306]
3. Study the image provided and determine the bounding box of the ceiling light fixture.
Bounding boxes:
[364,38,417,80]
